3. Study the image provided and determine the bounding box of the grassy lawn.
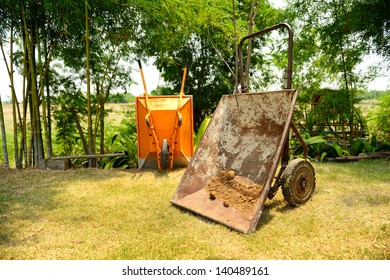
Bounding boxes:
[0,159,389,260]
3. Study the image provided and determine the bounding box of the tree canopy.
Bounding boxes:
[0,0,389,168]
[348,0,390,59]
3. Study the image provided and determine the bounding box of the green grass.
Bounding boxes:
[0,159,389,260]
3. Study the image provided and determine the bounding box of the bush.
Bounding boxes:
[101,104,138,169]
[290,132,349,161]
[100,132,138,169]
[106,92,135,103]
[367,93,390,142]
[194,115,210,150]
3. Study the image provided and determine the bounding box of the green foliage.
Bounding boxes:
[285,0,376,103]
[152,28,233,129]
[2,0,389,169]
[282,0,386,156]
[349,138,375,156]
[303,89,354,134]
[101,105,138,169]
[194,115,211,150]
[51,77,89,156]
[348,0,390,58]
[367,93,390,142]
[100,132,138,169]
[52,108,80,156]
[106,92,135,103]
[290,130,388,160]
[137,0,282,129]
[290,132,349,161]
[294,89,368,153]
[304,134,328,162]
[356,90,387,101]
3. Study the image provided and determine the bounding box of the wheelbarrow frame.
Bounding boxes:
[237,23,309,198]
[170,23,314,233]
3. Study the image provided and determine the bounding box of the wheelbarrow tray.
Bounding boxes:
[136,95,194,169]
[170,89,298,233]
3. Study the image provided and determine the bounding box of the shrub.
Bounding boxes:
[101,104,138,169]
[290,132,349,161]
[367,93,390,142]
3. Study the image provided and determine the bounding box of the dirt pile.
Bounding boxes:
[206,170,263,211]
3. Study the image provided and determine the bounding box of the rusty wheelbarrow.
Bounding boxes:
[170,23,316,233]
[135,60,194,171]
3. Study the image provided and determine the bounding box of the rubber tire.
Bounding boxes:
[161,139,169,170]
[281,159,316,206]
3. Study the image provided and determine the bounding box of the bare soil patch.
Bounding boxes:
[206,170,264,211]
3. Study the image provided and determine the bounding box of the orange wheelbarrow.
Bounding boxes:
[135,60,194,171]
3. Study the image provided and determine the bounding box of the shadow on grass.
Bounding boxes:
[153,166,186,178]
[256,199,295,230]
[168,194,296,233]
[123,167,179,179]
[0,170,65,249]
[0,168,133,254]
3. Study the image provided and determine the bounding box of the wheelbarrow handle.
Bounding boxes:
[179,66,187,96]
[177,63,188,112]
[138,59,149,96]
[238,22,294,92]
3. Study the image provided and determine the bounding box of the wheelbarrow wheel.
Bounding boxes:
[281,159,316,206]
[161,139,169,170]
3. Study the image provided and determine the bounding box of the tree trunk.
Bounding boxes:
[0,95,9,168]
[21,47,29,168]
[22,4,44,167]
[85,0,94,167]
[41,32,55,159]
[9,28,21,168]
[93,86,100,155]
[25,59,33,167]
[70,108,89,155]
[46,66,52,158]
[232,0,239,93]
[244,0,261,89]
[99,96,105,155]
[1,27,23,168]
[37,30,51,160]
[0,38,10,168]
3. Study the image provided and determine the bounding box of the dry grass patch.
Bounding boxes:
[0,159,389,260]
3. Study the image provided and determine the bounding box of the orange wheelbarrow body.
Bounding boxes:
[136,95,194,170]
[135,61,194,171]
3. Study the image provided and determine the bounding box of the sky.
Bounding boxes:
[129,58,163,96]
[1,0,389,101]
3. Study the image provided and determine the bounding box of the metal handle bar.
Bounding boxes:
[238,22,293,93]
[138,59,149,96]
